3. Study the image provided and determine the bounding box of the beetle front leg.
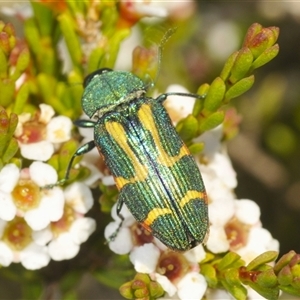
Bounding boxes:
[43,140,96,189]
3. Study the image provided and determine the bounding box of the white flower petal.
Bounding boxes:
[40,188,65,222]
[0,241,13,267]
[70,217,96,244]
[237,227,279,264]
[64,182,93,213]
[200,167,234,202]
[32,227,53,246]
[102,175,115,186]
[154,237,168,252]
[80,162,102,187]
[194,126,223,156]
[209,196,235,226]
[129,243,160,273]
[0,191,16,221]
[46,115,72,143]
[206,225,230,253]
[20,243,50,270]
[48,232,80,261]
[29,161,58,186]
[25,207,50,231]
[0,163,19,193]
[111,203,135,227]
[155,273,177,297]
[267,237,280,252]
[105,221,133,255]
[15,112,31,137]
[209,152,237,189]
[164,85,195,124]
[39,104,55,123]
[235,199,261,225]
[184,244,206,264]
[24,188,63,230]
[20,141,54,161]
[177,272,207,300]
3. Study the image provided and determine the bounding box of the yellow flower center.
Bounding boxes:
[12,179,41,211]
[51,205,75,237]
[3,217,32,251]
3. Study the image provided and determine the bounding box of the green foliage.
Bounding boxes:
[119,273,164,300]
[0,107,19,169]
[200,250,300,299]
[177,23,279,149]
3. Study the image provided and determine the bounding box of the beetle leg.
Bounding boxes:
[106,197,125,243]
[73,119,97,128]
[42,140,96,189]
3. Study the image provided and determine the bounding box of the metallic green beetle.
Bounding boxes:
[63,68,209,251]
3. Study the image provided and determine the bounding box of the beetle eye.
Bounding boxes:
[83,68,113,87]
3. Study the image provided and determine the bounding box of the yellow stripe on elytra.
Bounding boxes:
[143,207,173,227]
[105,121,148,189]
[138,104,190,167]
[179,190,205,208]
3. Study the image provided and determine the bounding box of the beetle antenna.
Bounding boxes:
[154,27,177,84]
[143,27,177,90]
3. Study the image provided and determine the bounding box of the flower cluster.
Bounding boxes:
[0,104,96,270]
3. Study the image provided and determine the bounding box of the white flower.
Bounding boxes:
[209,196,235,227]
[64,182,94,214]
[206,151,237,190]
[23,162,65,230]
[48,217,96,261]
[234,199,261,225]
[0,218,50,270]
[199,163,236,203]
[0,161,64,231]
[15,104,73,161]
[236,227,279,264]
[23,186,64,231]
[129,243,160,273]
[154,245,207,300]
[177,272,207,300]
[206,224,230,253]
[47,182,96,261]
[195,125,223,157]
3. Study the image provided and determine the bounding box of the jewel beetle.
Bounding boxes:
[58,68,209,252]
